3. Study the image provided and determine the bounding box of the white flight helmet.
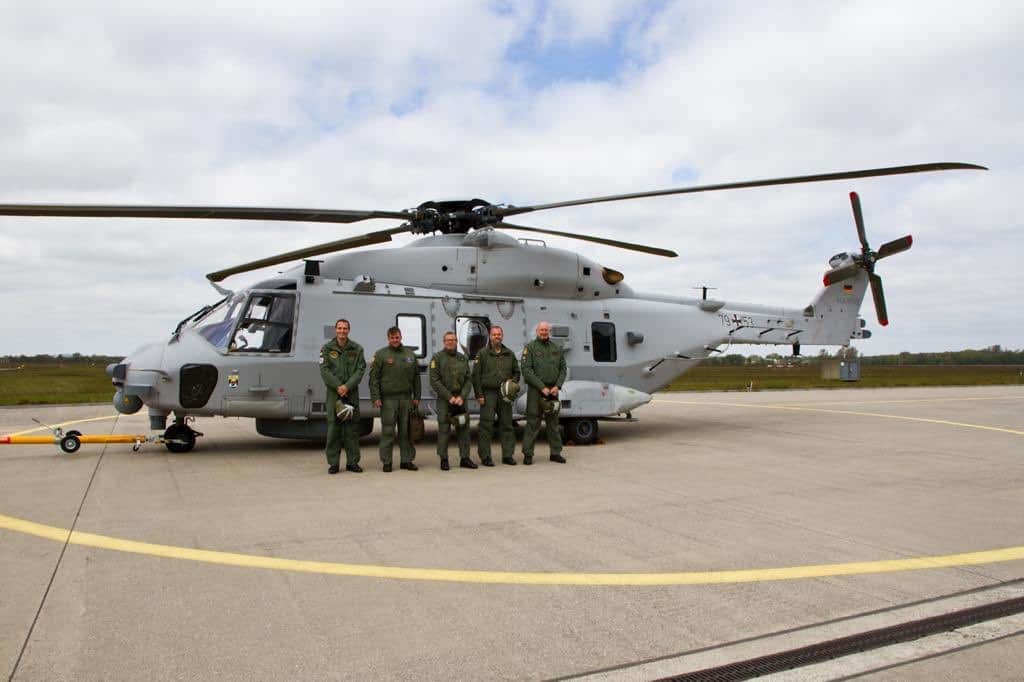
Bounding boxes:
[335,400,355,422]
[500,379,520,403]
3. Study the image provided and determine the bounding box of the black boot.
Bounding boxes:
[400,462,419,471]
[382,462,393,472]
[440,457,450,471]
[481,458,495,467]
[346,464,363,473]
[523,455,533,466]
[501,457,517,466]
[460,458,478,469]
[550,453,567,463]
[328,464,340,475]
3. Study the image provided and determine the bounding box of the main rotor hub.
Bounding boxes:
[408,199,502,234]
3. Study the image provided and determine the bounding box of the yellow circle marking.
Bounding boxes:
[655,398,1024,437]
[5,414,120,437]
[2,395,1022,584]
[1,512,1023,585]
[772,394,1024,407]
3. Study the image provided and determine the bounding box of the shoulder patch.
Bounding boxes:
[430,359,436,369]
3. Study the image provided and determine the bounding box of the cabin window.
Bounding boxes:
[230,293,295,353]
[456,316,491,360]
[591,322,617,362]
[396,314,427,358]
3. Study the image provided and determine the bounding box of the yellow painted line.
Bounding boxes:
[4,414,119,438]
[771,395,1024,407]
[2,512,1023,585]
[655,399,1024,437]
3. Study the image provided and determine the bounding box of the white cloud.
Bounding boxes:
[0,1,1020,356]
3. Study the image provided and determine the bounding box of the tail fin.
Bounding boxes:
[803,269,869,345]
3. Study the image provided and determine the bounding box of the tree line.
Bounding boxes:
[704,346,1023,366]
[0,354,122,365]
[3,346,1022,368]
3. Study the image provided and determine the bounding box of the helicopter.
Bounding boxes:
[0,162,985,452]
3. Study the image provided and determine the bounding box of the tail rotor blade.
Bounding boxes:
[849,192,869,251]
[823,264,860,286]
[876,234,913,260]
[869,273,888,326]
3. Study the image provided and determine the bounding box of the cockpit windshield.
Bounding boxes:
[190,293,247,350]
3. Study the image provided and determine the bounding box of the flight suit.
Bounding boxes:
[319,338,366,468]
[429,349,472,463]
[369,345,422,467]
[472,343,520,463]
[520,337,567,461]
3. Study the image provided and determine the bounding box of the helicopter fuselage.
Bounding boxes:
[110,229,869,443]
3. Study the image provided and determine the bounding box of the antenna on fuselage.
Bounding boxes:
[693,285,717,301]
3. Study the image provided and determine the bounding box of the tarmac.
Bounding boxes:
[1,385,1023,681]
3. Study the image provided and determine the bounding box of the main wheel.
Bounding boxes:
[59,434,81,454]
[564,418,599,445]
[164,424,196,453]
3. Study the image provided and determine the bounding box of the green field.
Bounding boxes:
[0,364,116,405]
[1,362,1022,407]
[666,364,1024,392]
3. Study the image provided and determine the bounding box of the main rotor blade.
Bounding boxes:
[0,204,410,224]
[502,222,678,257]
[876,234,913,260]
[869,273,889,326]
[498,162,987,218]
[849,191,869,251]
[205,226,410,282]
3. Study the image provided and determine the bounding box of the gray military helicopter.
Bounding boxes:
[0,162,984,452]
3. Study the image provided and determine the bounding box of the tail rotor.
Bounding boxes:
[823,191,913,326]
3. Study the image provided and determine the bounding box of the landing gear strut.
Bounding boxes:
[164,418,202,453]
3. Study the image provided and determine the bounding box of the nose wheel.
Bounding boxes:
[163,422,200,453]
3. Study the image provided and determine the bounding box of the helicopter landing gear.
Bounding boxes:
[164,419,201,453]
[563,418,599,446]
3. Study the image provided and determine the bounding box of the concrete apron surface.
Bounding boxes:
[1,385,1023,680]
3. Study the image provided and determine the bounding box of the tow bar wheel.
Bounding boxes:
[59,434,81,454]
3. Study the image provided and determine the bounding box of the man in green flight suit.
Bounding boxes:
[429,331,474,471]
[319,319,366,475]
[369,326,422,472]
[520,321,567,465]
[472,325,520,466]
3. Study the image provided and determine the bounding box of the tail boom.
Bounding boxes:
[711,270,870,349]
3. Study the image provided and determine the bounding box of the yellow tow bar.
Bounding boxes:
[0,419,156,454]
[1,432,151,454]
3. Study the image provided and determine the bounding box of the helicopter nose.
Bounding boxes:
[107,362,126,382]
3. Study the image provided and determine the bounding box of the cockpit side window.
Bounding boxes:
[230,293,296,353]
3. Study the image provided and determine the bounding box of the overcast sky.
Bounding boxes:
[0,0,1019,357]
